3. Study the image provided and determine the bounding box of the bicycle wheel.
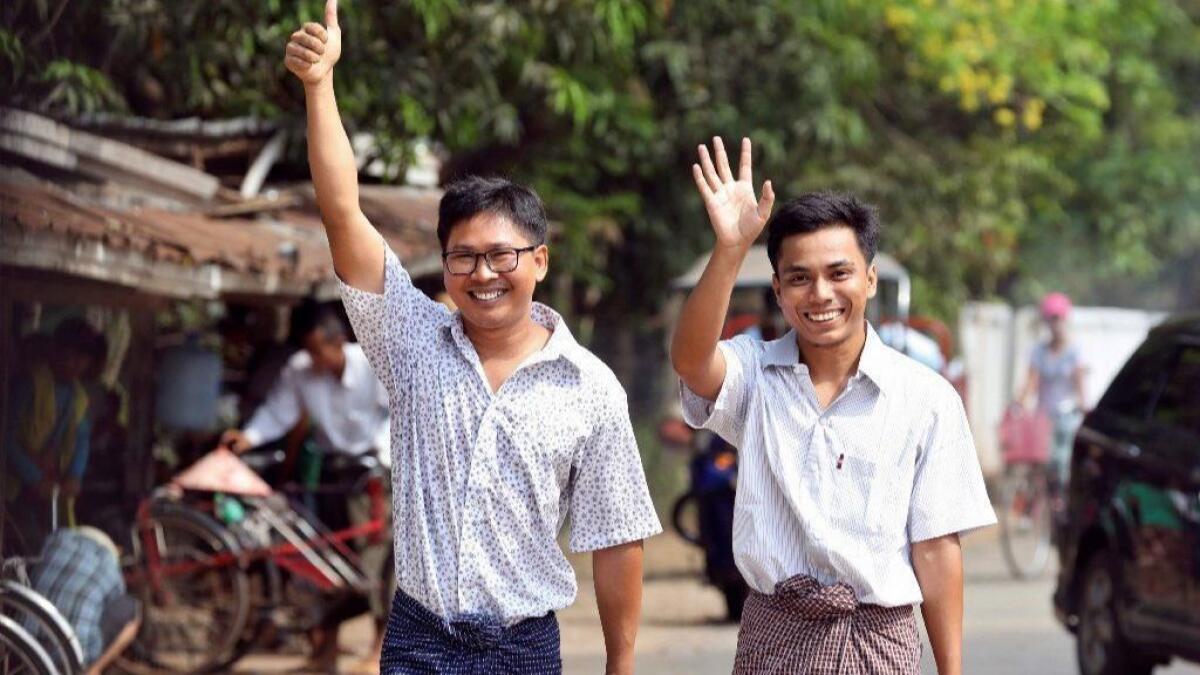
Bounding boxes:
[124,502,252,673]
[0,580,84,674]
[0,615,56,675]
[999,463,1053,579]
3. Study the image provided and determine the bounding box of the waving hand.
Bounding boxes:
[692,137,775,249]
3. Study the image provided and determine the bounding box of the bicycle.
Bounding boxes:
[998,461,1055,579]
[120,448,391,674]
[0,489,87,675]
[997,403,1054,579]
[997,402,1081,580]
[0,578,84,675]
[0,614,57,675]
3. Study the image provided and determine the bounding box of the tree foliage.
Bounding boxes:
[4,0,1199,323]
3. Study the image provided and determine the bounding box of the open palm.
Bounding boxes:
[693,137,775,249]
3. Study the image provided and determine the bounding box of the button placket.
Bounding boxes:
[456,403,498,614]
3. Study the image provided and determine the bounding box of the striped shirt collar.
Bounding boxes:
[761,323,894,393]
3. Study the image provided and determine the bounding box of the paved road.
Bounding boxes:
[234,529,1200,674]
[560,530,1200,675]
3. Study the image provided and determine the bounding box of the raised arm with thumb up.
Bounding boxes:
[284,0,385,293]
[285,0,343,86]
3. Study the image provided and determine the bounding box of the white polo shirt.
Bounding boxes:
[681,324,995,607]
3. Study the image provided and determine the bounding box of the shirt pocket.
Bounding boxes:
[828,454,887,538]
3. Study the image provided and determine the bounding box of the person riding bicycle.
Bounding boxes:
[1018,292,1088,487]
[221,303,391,673]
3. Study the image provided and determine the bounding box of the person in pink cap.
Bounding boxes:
[1019,292,1088,483]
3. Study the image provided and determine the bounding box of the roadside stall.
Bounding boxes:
[1,106,440,551]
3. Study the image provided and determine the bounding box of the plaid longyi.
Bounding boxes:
[733,574,921,675]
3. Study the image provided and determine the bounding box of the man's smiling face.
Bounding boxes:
[442,212,548,333]
[771,224,877,350]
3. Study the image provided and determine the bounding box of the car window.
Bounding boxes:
[1151,344,1200,437]
[1096,335,1174,419]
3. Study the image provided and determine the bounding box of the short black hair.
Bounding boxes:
[289,302,346,345]
[437,176,548,249]
[766,191,880,271]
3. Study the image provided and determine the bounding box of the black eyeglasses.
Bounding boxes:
[441,245,538,276]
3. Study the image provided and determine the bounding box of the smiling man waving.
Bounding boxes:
[671,137,995,674]
[285,2,661,673]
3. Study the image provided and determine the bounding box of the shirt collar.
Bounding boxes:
[761,322,894,392]
[444,302,584,371]
[761,331,801,368]
[856,323,894,392]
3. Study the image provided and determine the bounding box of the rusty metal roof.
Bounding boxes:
[0,106,444,299]
[0,174,443,299]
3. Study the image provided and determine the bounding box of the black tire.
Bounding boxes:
[124,502,253,673]
[0,614,57,675]
[998,464,1052,580]
[671,492,703,546]
[1075,550,1155,675]
[0,580,85,674]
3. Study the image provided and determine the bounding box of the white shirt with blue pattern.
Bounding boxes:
[339,240,661,624]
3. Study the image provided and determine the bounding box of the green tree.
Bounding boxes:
[4,0,1199,332]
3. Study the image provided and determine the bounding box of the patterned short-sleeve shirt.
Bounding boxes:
[681,324,995,607]
[339,240,661,624]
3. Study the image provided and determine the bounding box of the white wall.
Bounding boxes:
[959,302,1015,478]
[959,303,1167,479]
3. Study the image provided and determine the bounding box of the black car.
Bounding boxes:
[1053,314,1200,675]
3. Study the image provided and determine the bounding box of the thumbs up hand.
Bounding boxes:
[285,0,342,86]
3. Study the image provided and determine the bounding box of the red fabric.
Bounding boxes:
[999,406,1051,464]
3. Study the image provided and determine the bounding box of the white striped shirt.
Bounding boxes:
[681,324,995,607]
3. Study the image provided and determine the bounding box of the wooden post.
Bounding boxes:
[126,308,158,497]
[0,273,11,551]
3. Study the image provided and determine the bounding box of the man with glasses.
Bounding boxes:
[284,2,661,673]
